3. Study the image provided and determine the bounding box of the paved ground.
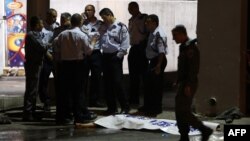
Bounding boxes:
[0,76,249,141]
[0,109,227,141]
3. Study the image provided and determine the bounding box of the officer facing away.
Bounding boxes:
[172,25,213,141]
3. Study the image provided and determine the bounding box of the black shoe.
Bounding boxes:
[43,103,51,112]
[132,110,158,117]
[22,113,42,122]
[138,106,145,112]
[75,112,97,124]
[179,135,189,141]
[201,127,213,141]
[88,102,105,108]
[144,112,158,118]
[129,100,139,106]
[131,111,145,116]
[56,118,74,125]
[100,110,118,116]
[120,108,130,114]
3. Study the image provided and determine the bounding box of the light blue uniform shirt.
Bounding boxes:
[99,21,130,58]
[146,26,168,59]
[44,22,59,32]
[54,27,91,61]
[42,28,53,44]
[81,19,103,50]
[42,28,54,53]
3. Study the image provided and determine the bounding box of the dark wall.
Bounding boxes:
[247,0,250,114]
[196,0,248,114]
[27,0,49,31]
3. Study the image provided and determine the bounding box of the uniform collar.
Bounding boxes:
[44,22,58,31]
[184,38,192,46]
[180,38,191,49]
[108,20,118,30]
[42,28,50,33]
[71,26,81,31]
[85,17,99,26]
[31,30,44,38]
[152,26,160,35]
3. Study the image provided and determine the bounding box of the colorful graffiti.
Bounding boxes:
[5,0,26,67]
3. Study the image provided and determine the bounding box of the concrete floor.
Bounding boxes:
[0,110,227,141]
[0,76,249,141]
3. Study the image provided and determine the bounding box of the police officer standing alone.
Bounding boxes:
[82,4,104,107]
[172,25,212,141]
[127,1,148,106]
[134,14,167,117]
[99,8,130,115]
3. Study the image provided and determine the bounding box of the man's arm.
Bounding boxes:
[117,26,130,58]
[26,34,47,53]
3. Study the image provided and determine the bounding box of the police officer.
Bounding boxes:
[44,8,59,31]
[53,12,71,41]
[82,4,104,107]
[127,2,148,106]
[134,14,167,117]
[172,25,212,141]
[23,16,48,121]
[52,12,72,124]
[54,13,97,125]
[38,8,59,111]
[99,8,130,115]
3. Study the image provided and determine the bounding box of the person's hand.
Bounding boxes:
[46,52,53,61]
[117,52,125,59]
[86,49,93,56]
[90,34,99,46]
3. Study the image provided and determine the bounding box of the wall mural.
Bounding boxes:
[5,0,26,67]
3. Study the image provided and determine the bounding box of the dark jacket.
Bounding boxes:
[24,31,47,65]
[177,39,199,85]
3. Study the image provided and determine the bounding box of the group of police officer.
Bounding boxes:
[22,1,213,141]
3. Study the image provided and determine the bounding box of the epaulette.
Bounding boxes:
[156,32,167,48]
[117,22,128,33]
[151,32,167,53]
[112,22,128,44]
[155,32,161,38]
[117,22,126,27]
[186,38,197,46]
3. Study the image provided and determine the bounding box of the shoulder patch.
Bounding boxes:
[118,22,128,33]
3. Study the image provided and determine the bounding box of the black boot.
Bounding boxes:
[179,134,189,141]
[201,126,213,141]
